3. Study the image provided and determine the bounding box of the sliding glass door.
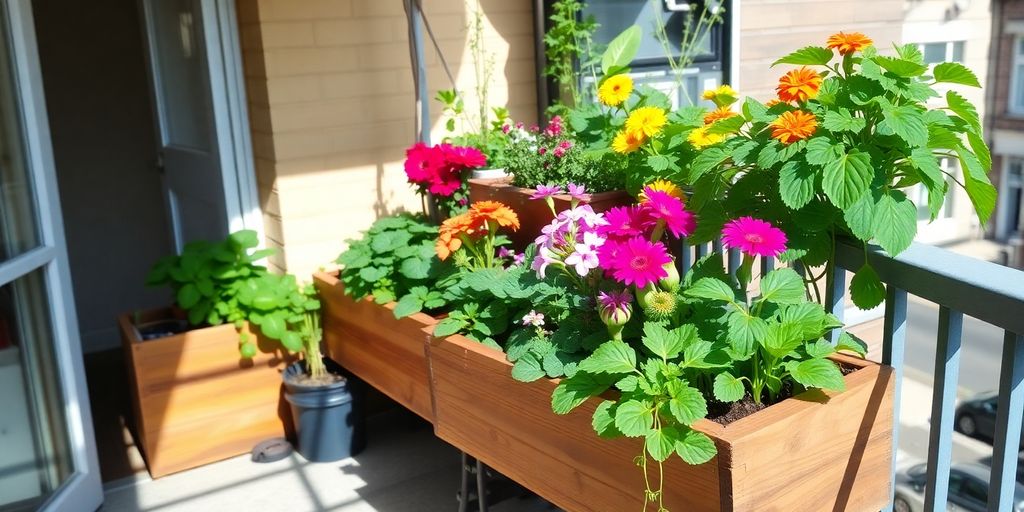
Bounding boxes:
[0,1,101,510]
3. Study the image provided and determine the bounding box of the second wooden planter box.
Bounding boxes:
[427,331,895,512]
[313,271,437,422]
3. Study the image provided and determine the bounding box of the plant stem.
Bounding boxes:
[304,311,326,379]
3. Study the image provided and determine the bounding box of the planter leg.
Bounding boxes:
[458,451,471,512]
[475,458,488,512]
[456,452,490,512]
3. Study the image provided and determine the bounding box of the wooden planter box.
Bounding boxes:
[313,271,437,422]
[427,331,894,512]
[118,309,292,478]
[468,178,631,250]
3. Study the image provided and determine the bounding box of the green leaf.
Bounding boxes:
[759,268,806,304]
[646,426,680,462]
[689,146,729,182]
[601,25,641,74]
[259,312,287,340]
[907,147,945,190]
[727,311,766,356]
[592,400,621,438]
[358,266,387,283]
[614,399,654,437]
[742,97,772,123]
[675,429,717,464]
[642,322,685,360]
[393,294,424,318]
[790,358,846,391]
[668,385,708,425]
[647,154,671,172]
[850,264,886,310]
[822,147,873,209]
[778,159,816,209]
[947,90,981,132]
[511,353,546,382]
[684,277,735,302]
[713,372,745,402]
[878,104,928,147]
[772,46,834,67]
[804,137,844,167]
[957,147,997,225]
[872,190,917,255]
[229,230,259,249]
[836,332,869,357]
[874,56,928,77]
[706,114,746,136]
[844,192,876,242]
[780,303,828,339]
[280,331,303,352]
[821,108,866,133]
[805,338,835,358]
[578,340,637,374]
[399,257,433,280]
[966,131,992,171]
[551,372,615,415]
[933,62,981,87]
[177,283,201,309]
[432,317,465,338]
[763,322,804,358]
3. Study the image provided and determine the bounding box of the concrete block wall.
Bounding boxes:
[236,0,537,276]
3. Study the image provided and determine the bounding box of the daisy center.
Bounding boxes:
[630,256,648,269]
[744,233,764,244]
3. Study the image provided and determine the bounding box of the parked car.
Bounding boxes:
[894,462,1024,512]
[955,392,1024,448]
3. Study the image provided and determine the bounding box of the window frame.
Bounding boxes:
[1010,36,1024,115]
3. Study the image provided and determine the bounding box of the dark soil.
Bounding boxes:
[706,361,859,426]
[286,373,346,387]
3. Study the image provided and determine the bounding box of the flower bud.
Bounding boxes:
[641,289,679,322]
[598,290,633,340]
[659,262,680,292]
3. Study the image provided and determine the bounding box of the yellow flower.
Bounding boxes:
[688,126,724,149]
[625,106,668,138]
[598,75,633,107]
[612,130,645,154]
[702,84,739,107]
[639,179,684,203]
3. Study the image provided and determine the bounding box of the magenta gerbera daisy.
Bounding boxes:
[640,187,696,238]
[610,237,672,288]
[721,217,788,257]
[440,144,486,169]
[404,142,443,183]
[598,206,648,241]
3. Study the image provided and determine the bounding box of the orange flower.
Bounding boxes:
[826,31,873,55]
[435,211,482,260]
[469,201,520,231]
[765,98,784,108]
[770,110,818,144]
[703,107,739,125]
[776,67,822,104]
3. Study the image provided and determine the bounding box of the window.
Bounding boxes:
[917,41,965,65]
[1011,37,1024,114]
[911,157,957,221]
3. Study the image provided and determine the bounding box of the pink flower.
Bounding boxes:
[427,165,463,196]
[564,231,605,276]
[531,245,559,278]
[557,139,573,150]
[404,142,443,183]
[609,237,672,288]
[597,290,633,326]
[515,121,524,130]
[598,206,648,241]
[522,310,545,327]
[530,184,565,200]
[721,217,788,258]
[440,144,486,169]
[545,116,564,137]
[553,147,567,157]
[640,187,696,238]
[538,147,548,155]
[566,183,590,202]
[501,124,511,134]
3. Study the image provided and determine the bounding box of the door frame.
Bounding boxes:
[138,0,262,252]
[0,0,102,509]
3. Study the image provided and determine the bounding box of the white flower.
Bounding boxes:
[521,310,545,327]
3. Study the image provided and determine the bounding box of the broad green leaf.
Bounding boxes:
[850,264,886,310]
[844,192,876,242]
[821,108,866,133]
[790,358,846,391]
[229,230,259,249]
[259,312,287,339]
[907,147,945,190]
[778,159,816,209]
[763,322,804,358]
[956,147,997,225]
[542,349,566,378]
[823,148,873,209]
[772,46,834,67]
[713,372,746,402]
[399,257,433,280]
[592,400,621,438]
[684,277,736,302]
[642,322,685,360]
[742,97,772,123]
[280,331,303,352]
[601,25,642,74]
[727,311,766,357]
[668,385,707,425]
[647,154,671,172]
[432,317,465,338]
[177,283,201,309]
[689,146,729,182]
[836,332,869,357]
[966,131,992,171]
[393,294,423,318]
[511,353,546,382]
[895,43,925,64]
[614,399,654,437]
[873,56,928,77]
[646,426,680,462]
[675,429,717,464]
[804,137,844,167]
[706,114,746,136]
[358,266,387,283]
[578,340,638,374]
[805,338,835,358]
[933,62,981,87]
[551,372,616,414]
[760,268,806,304]
[878,104,928,147]
[780,303,827,339]
[947,90,981,132]
[872,190,917,255]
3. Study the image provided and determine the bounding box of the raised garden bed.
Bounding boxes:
[426,330,894,511]
[313,271,437,422]
[118,308,292,478]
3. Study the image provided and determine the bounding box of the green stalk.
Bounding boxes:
[304,311,326,379]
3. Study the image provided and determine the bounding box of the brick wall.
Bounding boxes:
[991,0,1024,132]
[237,0,537,275]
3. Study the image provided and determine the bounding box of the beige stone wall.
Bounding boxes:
[237,0,537,276]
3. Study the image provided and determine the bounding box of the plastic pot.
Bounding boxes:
[283,358,366,462]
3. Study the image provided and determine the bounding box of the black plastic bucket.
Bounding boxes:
[283,359,366,462]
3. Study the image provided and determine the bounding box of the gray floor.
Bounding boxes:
[100,410,557,512]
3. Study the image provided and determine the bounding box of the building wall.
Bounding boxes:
[988,0,1024,241]
[236,0,538,276]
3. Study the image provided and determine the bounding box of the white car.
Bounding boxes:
[894,462,1024,512]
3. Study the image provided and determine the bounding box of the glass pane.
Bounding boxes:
[150,0,212,150]
[0,5,41,263]
[952,41,965,63]
[923,42,946,64]
[1016,64,1024,110]
[0,270,73,509]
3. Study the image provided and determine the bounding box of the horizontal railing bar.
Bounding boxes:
[835,239,1024,335]
[923,306,963,511]
[989,331,1024,512]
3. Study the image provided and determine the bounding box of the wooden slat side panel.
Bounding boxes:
[315,272,436,422]
[429,334,722,512]
[145,412,287,478]
[726,362,895,512]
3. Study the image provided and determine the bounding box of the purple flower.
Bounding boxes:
[530,184,565,200]
[498,247,514,259]
[566,183,591,202]
[513,253,526,266]
[564,232,605,276]
[531,246,560,278]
